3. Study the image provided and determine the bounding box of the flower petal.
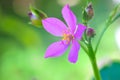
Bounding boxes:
[74,24,86,40]
[62,4,77,33]
[44,41,69,58]
[68,40,80,63]
[42,18,67,36]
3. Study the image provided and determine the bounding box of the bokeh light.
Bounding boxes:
[115,26,120,49]
[13,0,35,17]
[57,0,80,6]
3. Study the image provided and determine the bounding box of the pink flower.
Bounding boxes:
[42,4,86,63]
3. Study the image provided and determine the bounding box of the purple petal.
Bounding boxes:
[62,4,77,33]
[44,41,69,58]
[42,18,67,36]
[74,24,86,40]
[68,40,80,63]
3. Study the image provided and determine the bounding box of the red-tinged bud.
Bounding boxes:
[86,28,95,38]
[82,2,94,24]
[85,2,94,19]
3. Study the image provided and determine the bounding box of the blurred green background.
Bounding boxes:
[0,0,120,80]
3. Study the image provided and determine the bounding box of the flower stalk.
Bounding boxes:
[81,2,101,79]
[95,4,120,54]
[88,38,101,80]
[80,35,101,80]
[90,56,101,80]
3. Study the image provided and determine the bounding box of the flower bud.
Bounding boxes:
[28,6,47,27]
[82,2,94,24]
[86,28,95,38]
[85,2,94,19]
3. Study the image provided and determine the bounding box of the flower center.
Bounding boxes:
[62,33,74,44]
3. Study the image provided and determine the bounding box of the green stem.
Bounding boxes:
[111,13,120,23]
[94,23,109,54]
[95,13,120,54]
[90,56,101,80]
[82,14,101,80]
[79,41,88,54]
[87,39,101,80]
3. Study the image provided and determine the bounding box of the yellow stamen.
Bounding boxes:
[62,33,74,44]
